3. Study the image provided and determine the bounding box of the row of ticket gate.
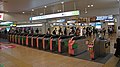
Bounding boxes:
[8,33,111,60]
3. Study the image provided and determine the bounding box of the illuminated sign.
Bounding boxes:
[16,24,42,27]
[0,13,4,20]
[108,23,114,25]
[30,10,80,20]
[96,15,113,21]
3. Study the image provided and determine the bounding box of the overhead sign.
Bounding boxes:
[0,13,4,20]
[30,10,80,21]
[16,24,42,27]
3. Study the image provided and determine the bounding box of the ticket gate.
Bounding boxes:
[19,34,24,45]
[22,34,28,46]
[37,34,45,49]
[50,35,60,52]
[43,35,52,50]
[90,37,110,59]
[28,34,33,47]
[68,36,87,56]
[58,35,74,53]
[32,34,39,48]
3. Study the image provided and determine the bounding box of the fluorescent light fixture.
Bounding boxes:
[16,24,42,27]
[30,10,80,21]
[0,22,13,25]
[108,23,114,25]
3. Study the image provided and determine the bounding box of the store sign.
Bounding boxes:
[30,10,80,20]
[0,13,4,20]
[96,15,113,21]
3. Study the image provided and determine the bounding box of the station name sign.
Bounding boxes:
[29,10,80,21]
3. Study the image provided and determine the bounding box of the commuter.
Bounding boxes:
[35,28,39,34]
[58,27,63,35]
[103,28,106,36]
[108,27,110,36]
[46,28,51,34]
[75,28,80,36]
[89,28,92,37]
[4,29,7,34]
[64,27,67,35]
[114,37,120,57]
[83,28,86,36]
[52,28,57,35]
[31,28,34,34]
[86,27,89,37]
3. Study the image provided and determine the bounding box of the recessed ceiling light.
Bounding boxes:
[59,10,61,12]
[44,6,47,8]
[91,5,94,7]
[32,9,34,11]
[88,5,90,7]
[61,2,64,4]
[22,12,25,14]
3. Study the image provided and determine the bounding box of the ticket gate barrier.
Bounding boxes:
[68,36,87,56]
[58,35,74,53]
[50,35,60,52]
[19,34,24,45]
[37,34,45,49]
[32,34,39,48]
[22,34,28,46]
[43,35,52,50]
[90,37,110,59]
[28,34,33,47]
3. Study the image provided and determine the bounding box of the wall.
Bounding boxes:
[3,13,31,22]
[80,8,119,17]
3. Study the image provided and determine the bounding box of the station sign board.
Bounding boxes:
[30,10,80,21]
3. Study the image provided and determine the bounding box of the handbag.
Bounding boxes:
[114,43,117,48]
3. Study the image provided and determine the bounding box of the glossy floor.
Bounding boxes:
[0,34,119,67]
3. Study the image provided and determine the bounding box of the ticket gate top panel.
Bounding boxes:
[73,36,86,40]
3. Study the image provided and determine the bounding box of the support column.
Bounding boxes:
[117,1,120,37]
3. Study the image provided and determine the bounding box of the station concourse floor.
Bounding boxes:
[0,34,120,67]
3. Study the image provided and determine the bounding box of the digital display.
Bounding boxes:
[96,15,113,21]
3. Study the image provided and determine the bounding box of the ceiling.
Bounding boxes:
[0,0,119,15]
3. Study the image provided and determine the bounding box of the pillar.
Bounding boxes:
[117,1,120,37]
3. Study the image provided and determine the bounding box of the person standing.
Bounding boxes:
[46,28,51,34]
[52,28,57,35]
[103,28,106,36]
[64,27,67,35]
[114,37,120,57]
[35,28,39,34]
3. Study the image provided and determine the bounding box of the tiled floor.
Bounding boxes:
[0,34,119,67]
